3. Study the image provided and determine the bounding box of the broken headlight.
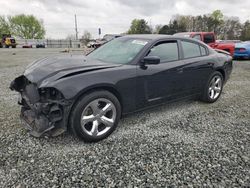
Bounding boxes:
[39,87,64,102]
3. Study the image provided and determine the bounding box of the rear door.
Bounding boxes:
[180,40,214,93]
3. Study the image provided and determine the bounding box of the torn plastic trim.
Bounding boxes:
[20,98,72,137]
[10,75,30,92]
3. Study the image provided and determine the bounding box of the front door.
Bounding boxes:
[136,40,186,108]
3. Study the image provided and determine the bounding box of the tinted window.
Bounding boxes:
[182,41,201,58]
[147,41,179,62]
[193,34,202,41]
[204,34,215,44]
[200,45,207,56]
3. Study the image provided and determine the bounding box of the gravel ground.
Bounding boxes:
[0,48,249,187]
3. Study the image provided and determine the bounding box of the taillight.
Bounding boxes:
[239,48,246,52]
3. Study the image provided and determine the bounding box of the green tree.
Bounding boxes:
[127,19,152,34]
[153,24,163,34]
[171,15,190,31]
[210,10,224,34]
[0,16,11,35]
[170,20,186,34]
[9,14,45,39]
[240,21,250,40]
[220,17,242,40]
[158,25,170,34]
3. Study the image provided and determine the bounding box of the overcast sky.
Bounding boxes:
[1,0,250,39]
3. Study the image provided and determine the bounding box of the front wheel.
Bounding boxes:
[70,90,121,142]
[201,71,223,103]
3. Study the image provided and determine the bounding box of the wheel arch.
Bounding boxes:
[215,68,225,82]
[67,84,123,130]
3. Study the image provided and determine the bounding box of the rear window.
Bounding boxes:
[193,34,202,41]
[204,34,215,44]
[200,46,207,56]
[181,41,201,58]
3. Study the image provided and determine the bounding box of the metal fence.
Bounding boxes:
[16,39,81,48]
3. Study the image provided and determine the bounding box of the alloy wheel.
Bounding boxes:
[208,75,222,100]
[80,98,117,137]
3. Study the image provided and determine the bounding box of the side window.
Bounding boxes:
[193,34,202,41]
[181,41,201,58]
[147,41,179,62]
[200,45,207,56]
[204,34,215,44]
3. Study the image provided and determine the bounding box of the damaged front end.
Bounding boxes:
[10,75,71,137]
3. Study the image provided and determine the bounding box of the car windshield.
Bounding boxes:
[87,38,149,64]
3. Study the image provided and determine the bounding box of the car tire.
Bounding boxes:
[201,71,224,103]
[70,90,121,142]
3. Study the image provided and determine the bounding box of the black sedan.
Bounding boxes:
[10,35,233,142]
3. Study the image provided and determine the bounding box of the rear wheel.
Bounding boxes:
[70,90,121,142]
[201,71,223,103]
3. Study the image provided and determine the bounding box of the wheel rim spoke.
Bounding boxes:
[100,103,112,116]
[210,89,215,99]
[82,114,95,124]
[215,78,220,85]
[214,87,221,92]
[90,120,99,136]
[100,116,114,127]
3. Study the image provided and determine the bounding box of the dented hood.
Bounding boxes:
[24,54,120,84]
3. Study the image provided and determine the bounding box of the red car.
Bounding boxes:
[174,32,235,56]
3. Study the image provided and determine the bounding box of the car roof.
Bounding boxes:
[235,42,250,48]
[122,34,173,40]
[121,34,214,54]
[121,34,206,44]
[174,32,214,36]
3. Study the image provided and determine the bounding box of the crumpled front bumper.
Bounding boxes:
[20,103,66,137]
[10,75,72,137]
[20,108,52,137]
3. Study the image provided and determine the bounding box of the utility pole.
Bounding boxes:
[75,14,78,40]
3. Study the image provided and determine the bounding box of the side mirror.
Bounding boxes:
[142,56,160,65]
